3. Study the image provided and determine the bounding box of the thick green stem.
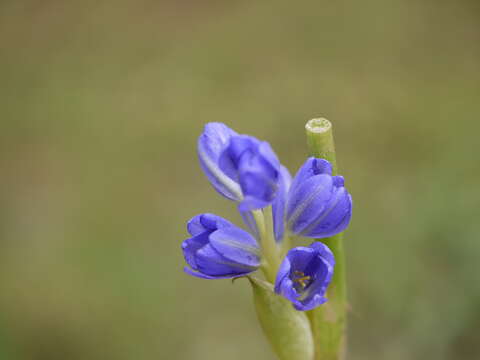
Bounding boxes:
[305,118,347,360]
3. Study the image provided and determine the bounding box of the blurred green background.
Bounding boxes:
[1,0,479,359]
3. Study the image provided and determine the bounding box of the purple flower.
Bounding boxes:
[240,165,292,243]
[197,123,241,202]
[198,123,282,211]
[274,242,335,311]
[286,158,352,238]
[182,213,261,279]
[272,165,292,241]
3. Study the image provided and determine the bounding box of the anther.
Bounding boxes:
[292,271,312,289]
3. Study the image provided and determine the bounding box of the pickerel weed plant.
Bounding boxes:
[181,118,352,360]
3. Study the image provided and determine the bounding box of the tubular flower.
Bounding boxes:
[197,123,240,201]
[240,165,292,243]
[274,242,335,311]
[198,123,282,211]
[286,157,352,238]
[182,213,261,279]
[271,165,292,242]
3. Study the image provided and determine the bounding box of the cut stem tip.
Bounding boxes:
[305,118,332,134]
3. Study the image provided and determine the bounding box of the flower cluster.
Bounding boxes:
[181,123,352,311]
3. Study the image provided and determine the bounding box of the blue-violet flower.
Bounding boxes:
[182,213,261,279]
[286,157,352,238]
[198,123,282,211]
[271,165,292,242]
[274,242,335,311]
[240,164,292,243]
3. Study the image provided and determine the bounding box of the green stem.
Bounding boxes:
[252,207,280,283]
[305,118,347,360]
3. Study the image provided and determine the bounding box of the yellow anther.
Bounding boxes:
[292,271,312,288]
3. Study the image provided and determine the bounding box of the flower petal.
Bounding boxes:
[198,123,242,201]
[237,143,279,205]
[309,242,335,267]
[272,165,292,242]
[300,256,334,304]
[257,141,281,173]
[274,255,292,293]
[181,232,210,271]
[238,196,271,212]
[238,158,277,205]
[292,294,328,311]
[279,277,301,305]
[183,266,250,280]
[195,243,254,276]
[187,213,233,236]
[300,188,352,238]
[218,135,258,181]
[240,210,260,240]
[209,227,260,268]
[219,135,281,210]
[287,247,317,273]
[332,175,344,187]
[286,175,335,235]
[289,158,332,196]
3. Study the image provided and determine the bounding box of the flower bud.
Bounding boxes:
[182,213,260,279]
[197,123,242,201]
[286,158,352,238]
[198,123,282,211]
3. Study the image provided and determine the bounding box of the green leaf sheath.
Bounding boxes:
[305,118,348,360]
[250,277,314,360]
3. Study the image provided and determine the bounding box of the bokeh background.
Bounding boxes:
[1,0,479,359]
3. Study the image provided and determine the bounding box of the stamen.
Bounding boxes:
[292,271,312,289]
